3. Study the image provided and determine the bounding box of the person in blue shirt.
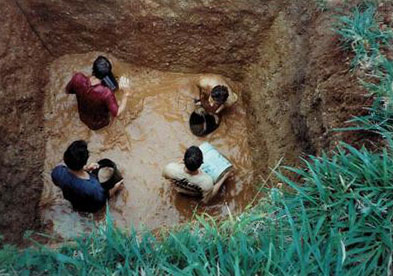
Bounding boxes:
[51,140,123,213]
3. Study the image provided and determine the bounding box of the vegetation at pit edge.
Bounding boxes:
[1,1,393,275]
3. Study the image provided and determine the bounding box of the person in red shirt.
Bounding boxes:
[66,56,128,130]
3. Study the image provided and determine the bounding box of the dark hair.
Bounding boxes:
[184,146,203,172]
[63,140,89,171]
[211,85,229,104]
[92,56,118,91]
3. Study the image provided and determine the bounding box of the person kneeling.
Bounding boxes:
[163,146,231,203]
[51,140,123,213]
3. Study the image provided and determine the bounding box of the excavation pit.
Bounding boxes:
[1,0,367,243]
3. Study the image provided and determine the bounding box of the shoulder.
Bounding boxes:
[51,165,71,187]
[51,165,68,177]
[163,162,184,179]
[193,172,214,191]
[71,72,88,82]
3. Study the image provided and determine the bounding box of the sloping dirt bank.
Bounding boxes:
[243,1,374,177]
[0,0,375,244]
[0,0,52,245]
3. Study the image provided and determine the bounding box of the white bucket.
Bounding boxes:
[199,142,233,183]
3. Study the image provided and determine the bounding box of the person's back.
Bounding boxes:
[52,164,107,212]
[163,146,232,203]
[163,162,213,197]
[66,73,118,130]
[51,140,113,213]
[197,74,238,114]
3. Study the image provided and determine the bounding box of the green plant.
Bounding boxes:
[335,3,393,70]
[316,0,328,12]
[1,2,393,275]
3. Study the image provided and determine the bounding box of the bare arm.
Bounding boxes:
[202,170,232,203]
[109,180,124,197]
[117,77,132,115]
[215,104,225,114]
[116,94,128,116]
[83,162,99,172]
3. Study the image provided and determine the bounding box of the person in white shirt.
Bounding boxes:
[163,146,231,203]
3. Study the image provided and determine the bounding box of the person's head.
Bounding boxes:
[92,56,112,79]
[63,140,89,171]
[211,85,229,105]
[184,146,203,172]
[92,56,118,91]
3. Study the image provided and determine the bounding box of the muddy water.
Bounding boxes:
[40,52,255,238]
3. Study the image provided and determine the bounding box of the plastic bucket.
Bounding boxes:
[189,111,220,137]
[92,158,123,190]
[199,142,232,183]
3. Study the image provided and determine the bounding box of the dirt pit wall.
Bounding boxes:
[1,0,370,244]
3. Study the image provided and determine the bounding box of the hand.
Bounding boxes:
[84,162,99,172]
[114,179,124,188]
[109,180,125,197]
[119,76,131,89]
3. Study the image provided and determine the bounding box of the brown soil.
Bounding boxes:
[1,0,389,244]
[0,0,52,245]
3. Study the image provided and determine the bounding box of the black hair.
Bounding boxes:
[63,140,89,171]
[184,146,203,172]
[211,85,229,104]
[92,56,118,91]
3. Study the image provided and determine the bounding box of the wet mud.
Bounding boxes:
[40,52,255,238]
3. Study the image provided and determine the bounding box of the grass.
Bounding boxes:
[1,1,393,275]
[316,0,328,12]
[335,2,393,71]
[335,2,393,134]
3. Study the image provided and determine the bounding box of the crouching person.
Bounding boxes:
[51,140,123,213]
[163,146,231,203]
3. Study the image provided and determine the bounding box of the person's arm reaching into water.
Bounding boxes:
[116,94,128,116]
[109,180,124,197]
[202,170,232,204]
[116,76,131,116]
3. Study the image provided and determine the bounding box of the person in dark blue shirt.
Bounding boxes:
[51,140,123,213]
